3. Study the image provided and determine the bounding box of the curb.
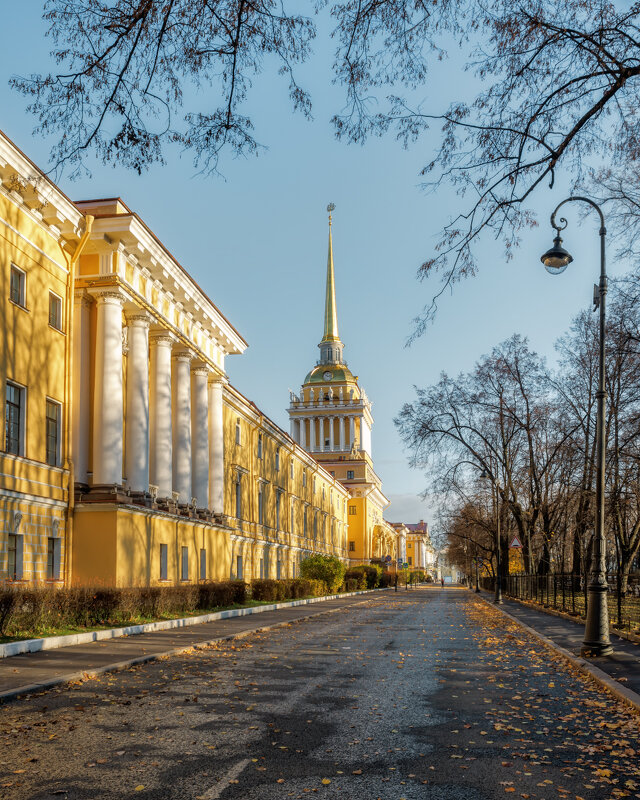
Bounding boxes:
[0,587,385,659]
[0,593,383,705]
[474,592,640,715]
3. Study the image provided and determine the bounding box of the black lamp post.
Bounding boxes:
[475,550,480,593]
[481,469,502,604]
[541,196,612,657]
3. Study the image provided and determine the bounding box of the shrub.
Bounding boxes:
[344,578,358,593]
[299,554,346,593]
[379,572,393,588]
[345,565,380,589]
[0,580,250,639]
[199,580,247,609]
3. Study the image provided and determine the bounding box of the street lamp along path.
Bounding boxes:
[541,197,612,657]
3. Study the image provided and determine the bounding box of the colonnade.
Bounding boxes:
[74,288,226,512]
[290,415,362,453]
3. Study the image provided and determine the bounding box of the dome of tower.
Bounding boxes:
[303,364,358,385]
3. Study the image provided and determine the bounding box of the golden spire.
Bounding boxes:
[322,203,340,343]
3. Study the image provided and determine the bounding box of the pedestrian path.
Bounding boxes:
[0,592,384,702]
[481,591,640,697]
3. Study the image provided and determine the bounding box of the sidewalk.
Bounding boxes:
[479,590,640,699]
[0,592,382,702]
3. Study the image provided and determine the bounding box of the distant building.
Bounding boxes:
[390,520,436,574]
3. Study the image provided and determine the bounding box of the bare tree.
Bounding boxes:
[14,2,640,322]
[12,0,314,177]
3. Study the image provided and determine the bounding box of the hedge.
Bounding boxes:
[250,578,326,603]
[0,581,247,638]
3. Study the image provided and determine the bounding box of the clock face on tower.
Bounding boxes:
[323,370,332,381]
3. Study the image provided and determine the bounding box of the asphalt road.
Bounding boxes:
[1,587,639,800]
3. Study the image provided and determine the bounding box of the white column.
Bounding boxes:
[310,417,316,452]
[300,418,306,449]
[72,291,92,484]
[91,290,125,486]
[172,351,192,502]
[208,377,226,513]
[191,365,209,509]
[349,417,355,449]
[290,418,296,440]
[125,314,151,493]
[149,333,175,498]
[339,415,345,451]
[329,416,335,451]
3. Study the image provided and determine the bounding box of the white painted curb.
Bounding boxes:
[0,588,384,659]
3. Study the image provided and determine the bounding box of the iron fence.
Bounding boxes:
[479,573,640,632]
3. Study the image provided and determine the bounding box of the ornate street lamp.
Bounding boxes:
[541,196,612,657]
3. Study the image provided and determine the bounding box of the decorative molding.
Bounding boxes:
[11,510,23,534]
[126,313,152,328]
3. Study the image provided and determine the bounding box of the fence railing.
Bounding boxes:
[479,573,640,632]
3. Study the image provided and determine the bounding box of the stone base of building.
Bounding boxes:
[72,503,232,586]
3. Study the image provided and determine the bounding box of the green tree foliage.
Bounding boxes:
[299,554,346,593]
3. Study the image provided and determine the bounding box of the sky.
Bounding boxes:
[0,7,630,538]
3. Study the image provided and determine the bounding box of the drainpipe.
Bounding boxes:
[63,215,94,585]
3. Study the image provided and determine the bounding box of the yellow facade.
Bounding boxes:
[0,132,84,583]
[224,384,349,580]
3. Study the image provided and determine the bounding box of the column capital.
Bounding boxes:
[126,311,152,328]
[209,373,229,387]
[149,329,177,347]
[74,289,92,308]
[89,288,127,307]
[191,362,210,378]
[172,349,193,363]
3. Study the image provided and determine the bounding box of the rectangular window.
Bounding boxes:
[7,533,17,579]
[181,546,189,581]
[200,549,207,581]
[5,382,25,456]
[347,470,354,480]
[291,503,295,534]
[235,477,242,519]
[276,559,282,579]
[45,399,61,466]
[290,461,294,479]
[47,537,61,580]
[48,292,63,331]
[408,556,412,566]
[235,421,241,445]
[236,555,243,580]
[257,433,263,459]
[275,448,280,471]
[302,470,307,488]
[348,505,357,515]
[160,544,168,580]
[276,492,281,530]
[9,265,26,308]
[348,541,355,552]
[303,507,307,536]
[258,484,264,524]
[259,558,264,579]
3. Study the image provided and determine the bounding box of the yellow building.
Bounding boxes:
[66,197,349,587]
[224,384,349,580]
[287,206,397,566]
[391,520,436,574]
[0,130,85,584]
